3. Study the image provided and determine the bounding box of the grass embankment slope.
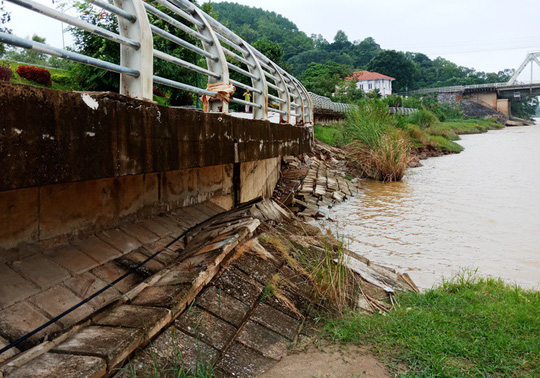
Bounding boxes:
[323,273,540,377]
[2,61,172,105]
[315,118,501,153]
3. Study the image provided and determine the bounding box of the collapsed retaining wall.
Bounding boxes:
[0,83,313,250]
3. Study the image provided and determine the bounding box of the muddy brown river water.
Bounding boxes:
[323,122,540,290]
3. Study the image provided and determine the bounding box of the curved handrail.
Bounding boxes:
[0,0,312,125]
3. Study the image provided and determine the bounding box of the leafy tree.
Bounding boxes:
[68,0,203,104]
[253,38,283,65]
[311,34,329,49]
[333,30,349,44]
[510,96,539,118]
[301,61,352,97]
[0,0,10,57]
[352,37,381,68]
[367,50,418,92]
[335,79,364,103]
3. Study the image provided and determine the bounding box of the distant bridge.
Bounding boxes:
[400,52,540,115]
[400,82,540,98]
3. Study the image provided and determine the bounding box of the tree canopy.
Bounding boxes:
[211,2,513,97]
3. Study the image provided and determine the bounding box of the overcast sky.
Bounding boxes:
[4,0,540,80]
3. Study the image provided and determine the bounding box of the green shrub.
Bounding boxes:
[51,73,76,85]
[433,102,462,121]
[345,102,411,182]
[407,109,439,129]
[314,125,347,146]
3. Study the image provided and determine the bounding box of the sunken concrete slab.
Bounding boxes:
[0,264,40,310]
[175,307,237,350]
[53,326,144,368]
[63,272,121,311]
[91,261,144,295]
[29,285,93,328]
[7,352,107,378]
[236,321,288,360]
[97,229,141,255]
[120,223,160,245]
[130,285,189,308]
[117,250,165,276]
[118,328,219,377]
[217,341,276,377]
[250,303,301,340]
[138,219,173,239]
[0,302,61,349]
[10,254,71,290]
[94,305,171,339]
[232,252,278,285]
[0,335,19,364]
[196,286,250,327]
[44,244,100,275]
[71,236,123,265]
[214,266,263,307]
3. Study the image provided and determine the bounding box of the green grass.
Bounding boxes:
[314,124,348,146]
[3,60,81,91]
[429,119,503,136]
[322,273,540,377]
[428,135,464,153]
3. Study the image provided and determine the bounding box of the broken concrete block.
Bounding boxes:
[7,352,106,378]
[53,326,144,368]
[236,320,288,360]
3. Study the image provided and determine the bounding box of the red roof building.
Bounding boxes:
[345,70,395,97]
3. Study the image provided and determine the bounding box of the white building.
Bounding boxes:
[347,70,395,98]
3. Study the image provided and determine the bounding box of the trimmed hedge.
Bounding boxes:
[16,65,52,86]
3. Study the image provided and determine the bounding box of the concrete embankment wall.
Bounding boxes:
[0,83,312,250]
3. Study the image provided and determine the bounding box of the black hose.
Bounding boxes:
[0,224,194,357]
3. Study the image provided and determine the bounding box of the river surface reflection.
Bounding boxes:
[322,123,540,289]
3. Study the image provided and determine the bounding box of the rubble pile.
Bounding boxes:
[274,142,358,221]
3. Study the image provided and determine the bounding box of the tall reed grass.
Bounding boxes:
[345,102,412,182]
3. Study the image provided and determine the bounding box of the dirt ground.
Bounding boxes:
[259,343,389,378]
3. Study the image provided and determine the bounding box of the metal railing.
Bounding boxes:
[399,81,540,96]
[0,0,313,125]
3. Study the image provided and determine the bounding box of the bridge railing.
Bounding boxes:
[400,82,511,95]
[0,0,312,125]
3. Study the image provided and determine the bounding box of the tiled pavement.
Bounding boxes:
[118,235,307,378]
[0,201,226,364]
[0,200,410,378]
[0,199,295,377]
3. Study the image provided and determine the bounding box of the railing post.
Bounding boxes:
[191,7,230,113]
[114,0,153,101]
[295,79,313,124]
[283,72,304,124]
[270,62,291,124]
[242,44,268,121]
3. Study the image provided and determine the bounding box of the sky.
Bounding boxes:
[4,0,540,80]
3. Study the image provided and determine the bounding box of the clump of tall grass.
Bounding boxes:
[345,101,412,182]
[262,229,356,314]
[407,108,439,129]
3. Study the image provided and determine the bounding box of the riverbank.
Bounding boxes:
[268,144,540,376]
[315,116,505,164]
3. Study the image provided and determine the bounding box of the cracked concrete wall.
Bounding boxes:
[0,83,313,250]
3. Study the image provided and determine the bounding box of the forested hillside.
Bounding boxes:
[211,2,513,96]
